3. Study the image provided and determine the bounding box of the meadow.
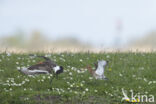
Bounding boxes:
[0,52,156,104]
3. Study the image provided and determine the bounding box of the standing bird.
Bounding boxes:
[18,56,63,75]
[87,60,108,80]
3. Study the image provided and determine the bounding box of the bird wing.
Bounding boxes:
[95,66,104,76]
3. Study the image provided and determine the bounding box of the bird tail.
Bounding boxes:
[86,65,94,75]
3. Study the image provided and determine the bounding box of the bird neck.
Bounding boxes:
[97,65,104,70]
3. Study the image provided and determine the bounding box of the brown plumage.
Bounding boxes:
[19,55,63,75]
[86,60,108,80]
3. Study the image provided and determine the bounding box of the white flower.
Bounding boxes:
[32,60,36,62]
[69,72,72,76]
[89,77,93,80]
[82,81,85,83]
[94,90,98,92]
[17,67,20,70]
[48,76,51,79]
[80,59,83,62]
[18,84,22,86]
[148,81,152,85]
[22,81,25,84]
[42,76,46,79]
[17,57,21,60]
[16,62,19,64]
[106,55,110,58]
[74,91,78,94]
[85,88,89,91]
[119,73,123,77]
[77,70,80,73]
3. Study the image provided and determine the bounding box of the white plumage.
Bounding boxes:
[94,60,107,79]
[87,60,108,80]
[19,67,49,75]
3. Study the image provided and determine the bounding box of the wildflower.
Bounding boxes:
[89,77,93,80]
[85,88,89,92]
[80,83,83,87]
[18,84,22,86]
[25,78,29,82]
[42,76,46,79]
[17,57,21,60]
[17,67,21,70]
[32,60,36,62]
[69,72,72,76]
[74,91,78,94]
[148,81,152,85]
[0,69,4,72]
[48,76,51,79]
[80,59,83,62]
[83,91,86,94]
[82,81,85,83]
[70,84,73,87]
[9,88,12,91]
[22,81,25,84]
[106,55,110,58]
[77,70,80,73]
[94,90,98,92]
[119,73,123,77]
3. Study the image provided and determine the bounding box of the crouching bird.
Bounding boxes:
[18,56,63,76]
[86,60,108,80]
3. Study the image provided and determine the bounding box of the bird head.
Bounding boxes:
[98,60,108,67]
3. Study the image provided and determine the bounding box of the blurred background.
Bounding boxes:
[0,0,156,53]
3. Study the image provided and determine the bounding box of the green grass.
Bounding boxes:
[0,52,156,104]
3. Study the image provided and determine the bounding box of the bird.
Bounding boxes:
[18,55,64,75]
[86,60,108,80]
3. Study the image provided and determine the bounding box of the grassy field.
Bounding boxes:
[0,52,156,104]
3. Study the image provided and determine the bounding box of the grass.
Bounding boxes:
[0,52,156,104]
